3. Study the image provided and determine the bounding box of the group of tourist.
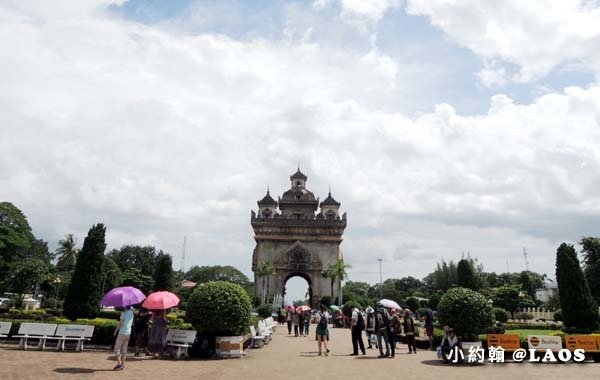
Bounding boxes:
[280,307,312,337]
[280,302,446,359]
[113,306,170,371]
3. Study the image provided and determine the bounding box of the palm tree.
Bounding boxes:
[55,234,79,273]
[257,261,275,304]
[328,259,351,304]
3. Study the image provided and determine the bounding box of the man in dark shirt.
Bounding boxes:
[423,302,434,350]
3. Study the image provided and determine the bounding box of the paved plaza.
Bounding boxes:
[0,327,598,380]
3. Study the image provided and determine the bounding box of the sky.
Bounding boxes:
[1,0,600,301]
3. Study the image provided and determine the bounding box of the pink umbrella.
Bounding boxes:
[142,291,180,310]
[297,305,311,312]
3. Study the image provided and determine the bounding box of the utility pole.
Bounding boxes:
[378,258,383,298]
[523,247,530,272]
[180,236,187,272]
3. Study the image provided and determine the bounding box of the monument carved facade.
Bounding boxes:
[251,169,347,307]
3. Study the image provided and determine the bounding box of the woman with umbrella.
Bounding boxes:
[144,291,180,359]
[101,286,146,371]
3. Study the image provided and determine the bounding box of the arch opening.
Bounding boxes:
[283,272,312,307]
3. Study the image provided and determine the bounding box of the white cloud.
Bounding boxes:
[313,0,400,32]
[406,0,600,82]
[1,1,600,285]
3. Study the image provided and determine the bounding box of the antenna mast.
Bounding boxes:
[523,247,529,272]
[181,236,187,272]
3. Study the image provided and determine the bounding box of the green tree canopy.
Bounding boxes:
[106,245,158,277]
[556,242,600,332]
[581,237,600,303]
[153,253,174,291]
[457,259,479,290]
[185,265,250,286]
[63,224,107,320]
[56,234,79,273]
[5,259,52,305]
[0,202,34,283]
[122,268,154,294]
[102,256,122,294]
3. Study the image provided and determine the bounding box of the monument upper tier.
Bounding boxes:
[251,168,347,237]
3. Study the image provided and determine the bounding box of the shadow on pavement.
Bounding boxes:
[54,368,114,374]
[420,359,452,367]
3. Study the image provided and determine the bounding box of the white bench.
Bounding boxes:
[53,324,95,352]
[166,329,196,360]
[249,326,266,348]
[14,323,58,350]
[266,317,277,332]
[257,320,272,342]
[0,321,11,338]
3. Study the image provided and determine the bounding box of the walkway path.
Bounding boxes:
[0,326,597,379]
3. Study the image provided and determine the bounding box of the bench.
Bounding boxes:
[257,320,272,342]
[14,323,58,350]
[527,335,562,352]
[249,326,266,348]
[0,321,11,338]
[487,334,520,357]
[54,324,95,352]
[564,335,600,361]
[166,329,196,360]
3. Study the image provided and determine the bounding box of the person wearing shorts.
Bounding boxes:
[316,305,330,356]
[113,306,134,371]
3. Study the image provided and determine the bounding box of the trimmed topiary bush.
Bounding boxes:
[437,287,494,341]
[342,301,362,317]
[493,307,509,323]
[256,303,273,319]
[186,281,252,336]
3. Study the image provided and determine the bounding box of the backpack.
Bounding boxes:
[318,312,328,329]
[356,312,365,331]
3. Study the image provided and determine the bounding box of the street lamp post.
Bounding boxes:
[378,258,383,298]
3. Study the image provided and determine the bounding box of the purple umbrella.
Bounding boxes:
[101,286,146,307]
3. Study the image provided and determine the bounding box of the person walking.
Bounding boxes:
[316,305,330,356]
[365,306,376,349]
[350,306,366,356]
[375,305,390,358]
[148,309,168,358]
[388,309,402,358]
[293,310,300,337]
[422,302,435,350]
[134,308,150,357]
[286,307,293,335]
[303,311,311,336]
[403,308,417,354]
[112,306,134,371]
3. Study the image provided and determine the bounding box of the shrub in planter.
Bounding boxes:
[342,301,362,317]
[186,281,252,336]
[437,287,493,341]
[553,309,563,322]
[256,303,273,319]
[493,307,509,323]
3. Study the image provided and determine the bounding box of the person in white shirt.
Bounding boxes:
[350,306,366,355]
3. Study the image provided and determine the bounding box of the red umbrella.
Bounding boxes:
[142,291,180,310]
[297,305,311,312]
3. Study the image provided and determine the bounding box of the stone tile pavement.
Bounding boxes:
[0,326,597,379]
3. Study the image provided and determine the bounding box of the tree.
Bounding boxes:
[426,259,458,292]
[493,285,521,318]
[555,242,600,332]
[0,202,34,284]
[122,268,154,294]
[63,224,107,320]
[519,271,535,299]
[256,261,275,304]
[457,259,478,290]
[56,234,79,273]
[5,259,51,306]
[106,245,158,277]
[581,237,600,303]
[185,265,250,286]
[153,253,174,291]
[437,287,494,341]
[101,256,122,294]
[328,259,351,304]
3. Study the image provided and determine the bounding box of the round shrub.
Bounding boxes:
[256,303,273,319]
[405,297,420,311]
[342,301,362,317]
[437,287,494,341]
[493,307,509,323]
[553,309,563,322]
[186,281,252,336]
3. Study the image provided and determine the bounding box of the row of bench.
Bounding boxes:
[487,333,600,353]
[249,317,277,349]
[0,321,198,359]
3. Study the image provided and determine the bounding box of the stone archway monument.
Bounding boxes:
[251,168,347,307]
